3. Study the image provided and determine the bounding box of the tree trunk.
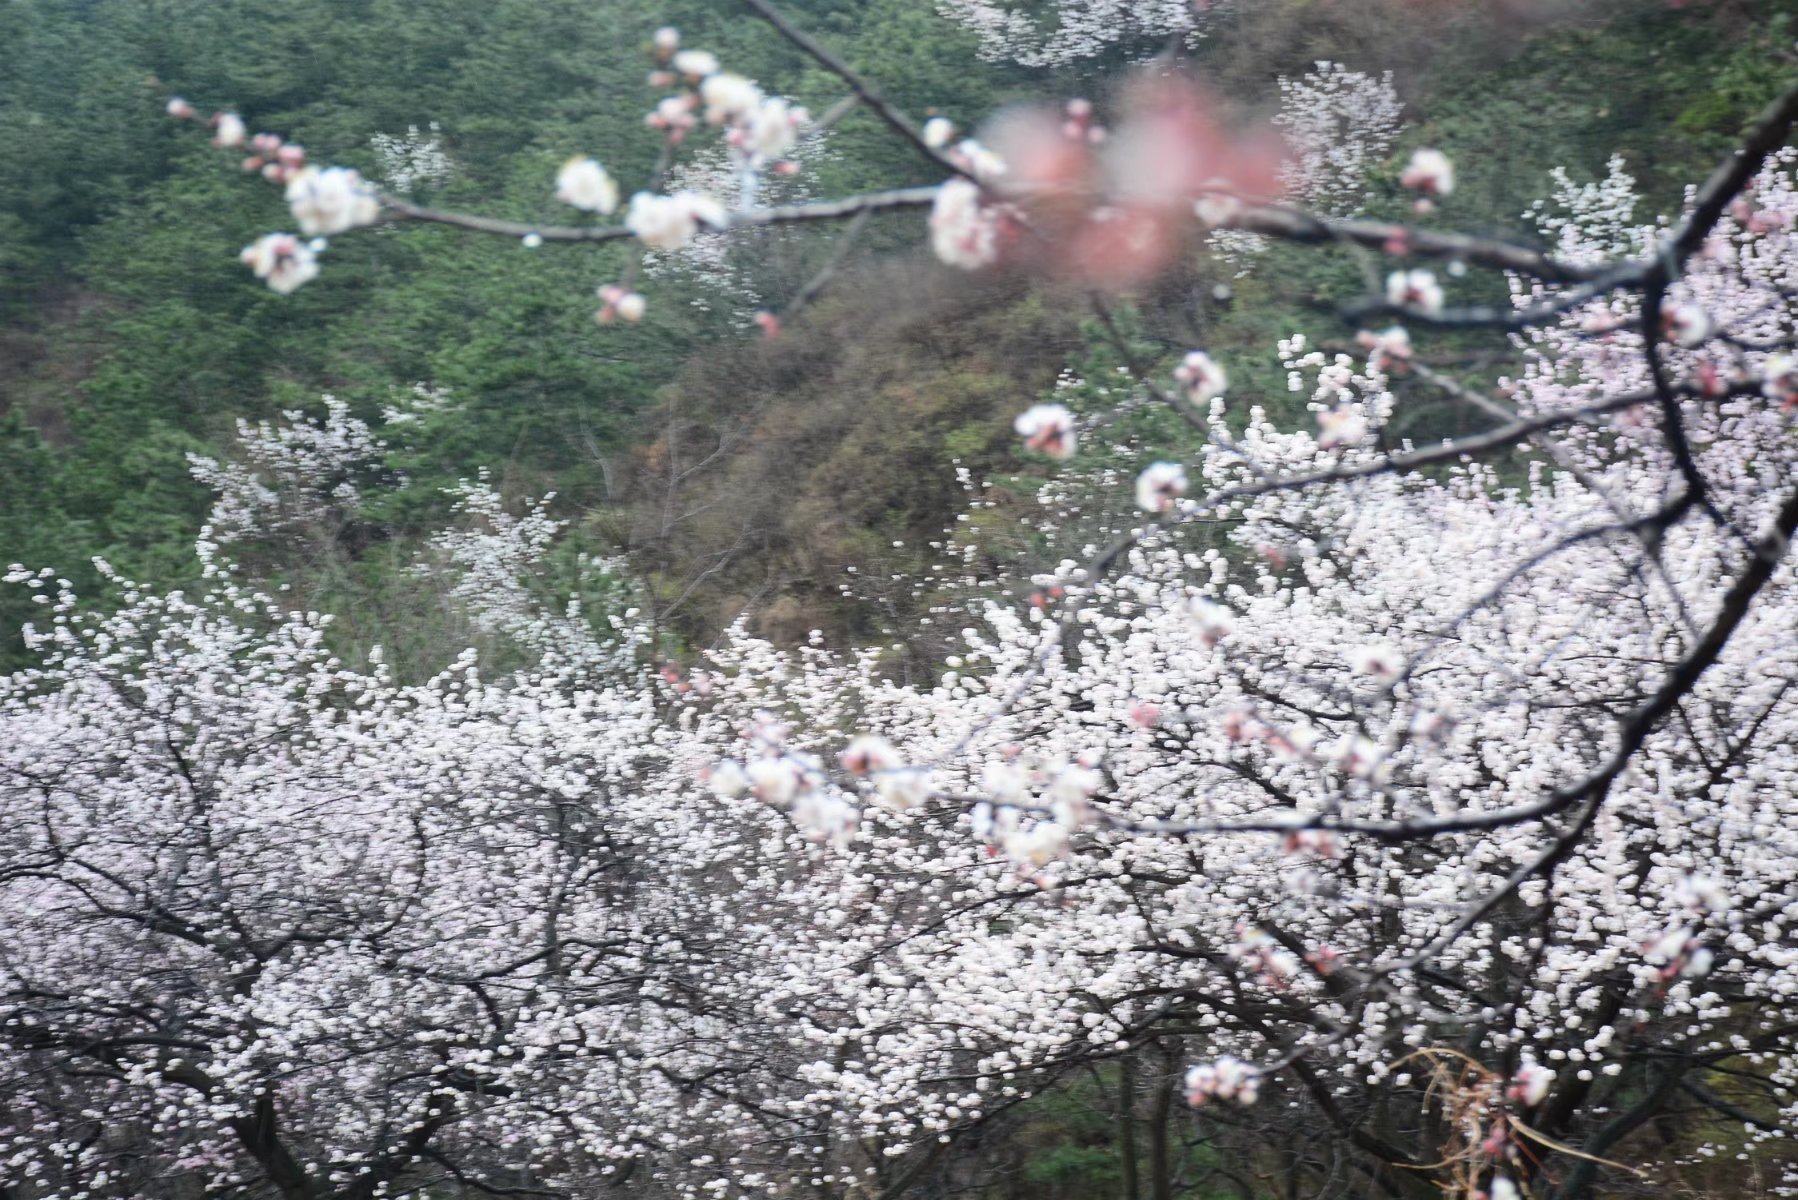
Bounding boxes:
[1119,1056,1140,1200]
[1147,1052,1175,1200]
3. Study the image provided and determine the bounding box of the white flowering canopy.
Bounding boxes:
[22,6,1798,1198]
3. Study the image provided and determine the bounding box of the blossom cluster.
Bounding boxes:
[65,23,1798,1200]
[934,0,1220,68]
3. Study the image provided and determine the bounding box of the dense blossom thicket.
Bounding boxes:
[8,5,1798,1199]
[933,0,1213,68]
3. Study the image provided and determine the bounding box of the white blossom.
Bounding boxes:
[700,73,762,126]
[1184,1057,1260,1107]
[1386,269,1444,316]
[1764,353,1798,405]
[614,292,647,323]
[1399,148,1456,197]
[708,759,751,798]
[626,191,728,251]
[285,166,381,236]
[1173,350,1227,403]
[1182,595,1233,646]
[369,122,451,193]
[1134,461,1187,513]
[239,232,320,294]
[929,177,1003,270]
[213,111,246,147]
[1002,820,1069,868]
[671,48,719,78]
[554,156,620,214]
[737,96,808,164]
[1663,302,1713,347]
[1348,643,1402,683]
[1275,62,1404,215]
[1316,406,1369,449]
[1510,1062,1554,1107]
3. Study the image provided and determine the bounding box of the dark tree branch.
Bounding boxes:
[376,186,938,243]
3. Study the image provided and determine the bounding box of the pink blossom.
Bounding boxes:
[1126,700,1162,728]
[1012,403,1078,459]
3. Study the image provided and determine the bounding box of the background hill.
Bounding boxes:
[1,0,1792,680]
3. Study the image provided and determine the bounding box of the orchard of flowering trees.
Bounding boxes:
[7,2,1798,1198]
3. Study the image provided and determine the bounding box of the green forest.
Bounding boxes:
[3,0,1789,677]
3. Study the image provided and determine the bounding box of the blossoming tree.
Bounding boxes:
[9,3,1798,1197]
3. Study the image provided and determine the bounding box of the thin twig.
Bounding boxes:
[738,0,967,179]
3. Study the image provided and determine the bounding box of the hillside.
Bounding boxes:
[0,0,1791,670]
